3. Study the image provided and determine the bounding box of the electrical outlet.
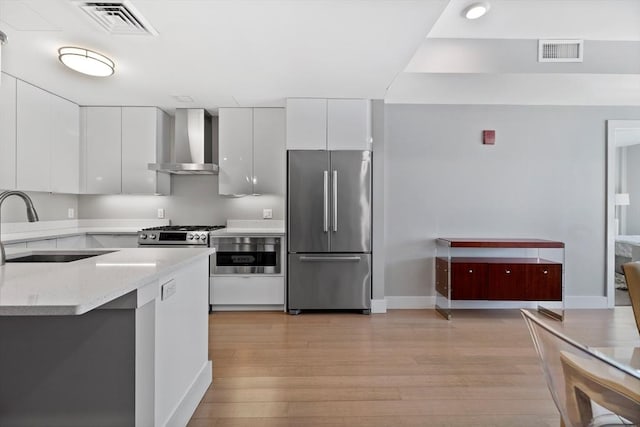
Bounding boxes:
[157,208,165,219]
[67,208,75,219]
[263,208,273,219]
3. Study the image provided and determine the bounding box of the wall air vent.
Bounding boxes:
[538,40,583,62]
[74,1,158,35]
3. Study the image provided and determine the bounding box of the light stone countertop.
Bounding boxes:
[0,247,213,316]
[0,219,170,244]
[211,219,285,236]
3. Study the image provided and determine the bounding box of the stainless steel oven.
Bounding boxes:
[211,236,281,275]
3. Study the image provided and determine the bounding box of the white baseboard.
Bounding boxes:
[385,296,435,309]
[211,305,285,312]
[164,361,212,427]
[371,299,387,313]
[565,296,608,309]
[375,296,608,310]
[450,300,540,309]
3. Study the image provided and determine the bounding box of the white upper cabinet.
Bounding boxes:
[50,95,80,194]
[0,73,16,190]
[16,81,80,193]
[16,81,50,191]
[82,106,170,195]
[253,108,285,195]
[219,108,253,196]
[285,98,371,151]
[285,98,327,150]
[122,107,170,195]
[327,99,372,151]
[82,107,122,194]
[219,108,285,196]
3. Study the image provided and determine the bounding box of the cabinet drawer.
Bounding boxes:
[210,276,284,305]
[525,264,561,301]
[451,262,488,300]
[487,264,526,300]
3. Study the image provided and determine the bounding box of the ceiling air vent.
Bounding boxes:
[538,40,583,62]
[74,1,158,35]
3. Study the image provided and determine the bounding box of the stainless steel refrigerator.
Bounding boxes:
[287,150,371,314]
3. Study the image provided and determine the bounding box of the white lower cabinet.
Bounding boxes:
[25,238,57,249]
[210,276,285,306]
[3,242,26,250]
[86,234,138,248]
[56,235,87,249]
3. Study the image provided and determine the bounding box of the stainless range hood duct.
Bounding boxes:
[149,108,219,174]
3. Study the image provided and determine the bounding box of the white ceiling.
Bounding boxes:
[1,0,639,110]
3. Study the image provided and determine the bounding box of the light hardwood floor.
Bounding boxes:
[188,308,639,427]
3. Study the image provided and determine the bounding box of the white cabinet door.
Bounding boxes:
[285,98,327,150]
[82,107,122,194]
[16,81,51,191]
[327,99,372,150]
[219,108,253,196]
[210,276,285,306]
[50,96,80,193]
[0,73,16,190]
[122,107,169,195]
[253,108,285,195]
[86,234,138,248]
[3,242,26,250]
[26,238,57,249]
[56,235,86,249]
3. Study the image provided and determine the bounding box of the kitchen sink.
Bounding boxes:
[6,251,116,263]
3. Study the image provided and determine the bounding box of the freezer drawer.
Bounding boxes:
[288,253,371,310]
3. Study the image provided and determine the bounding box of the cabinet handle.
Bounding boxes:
[543,270,548,274]
[505,269,511,274]
[468,269,473,273]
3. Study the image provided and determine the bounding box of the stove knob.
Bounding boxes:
[150,234,157,240]
[198,234,206,240]
[188,234,194,240]
[140,234,147,240]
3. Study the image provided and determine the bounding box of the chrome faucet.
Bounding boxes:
[0,191,39,266]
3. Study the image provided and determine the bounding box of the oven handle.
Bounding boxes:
[299,256,360,262]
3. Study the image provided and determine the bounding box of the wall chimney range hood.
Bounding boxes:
[149,108,219,174]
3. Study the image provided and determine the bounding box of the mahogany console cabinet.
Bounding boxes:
[435,238,565,320]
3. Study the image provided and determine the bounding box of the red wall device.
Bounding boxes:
[483,130,495,145]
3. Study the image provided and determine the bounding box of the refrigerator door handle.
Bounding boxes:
[300,256,361,262]
[323,170,329,232]
[332,170,338,232]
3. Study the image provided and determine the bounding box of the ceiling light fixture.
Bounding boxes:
[58,46,115,77]
[463,2,490,19]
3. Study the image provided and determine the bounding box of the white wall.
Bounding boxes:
[78,175,284,224]
[0,191,78,223]
[384,104,640,299]
[625,144,640,234]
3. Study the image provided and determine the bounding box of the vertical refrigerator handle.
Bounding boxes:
[332,170,338,232]
[323,171,329,232]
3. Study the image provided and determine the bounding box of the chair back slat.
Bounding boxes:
[521,309,640,427]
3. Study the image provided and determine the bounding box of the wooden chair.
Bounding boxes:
[521,309,640,427]
[622,261,640,333]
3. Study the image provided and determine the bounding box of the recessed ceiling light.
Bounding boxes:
[463,2,490,20]
[58,46,115,77]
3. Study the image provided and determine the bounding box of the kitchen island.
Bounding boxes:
[0,247,213,427]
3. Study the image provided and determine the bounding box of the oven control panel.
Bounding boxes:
[137,232,210,246]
